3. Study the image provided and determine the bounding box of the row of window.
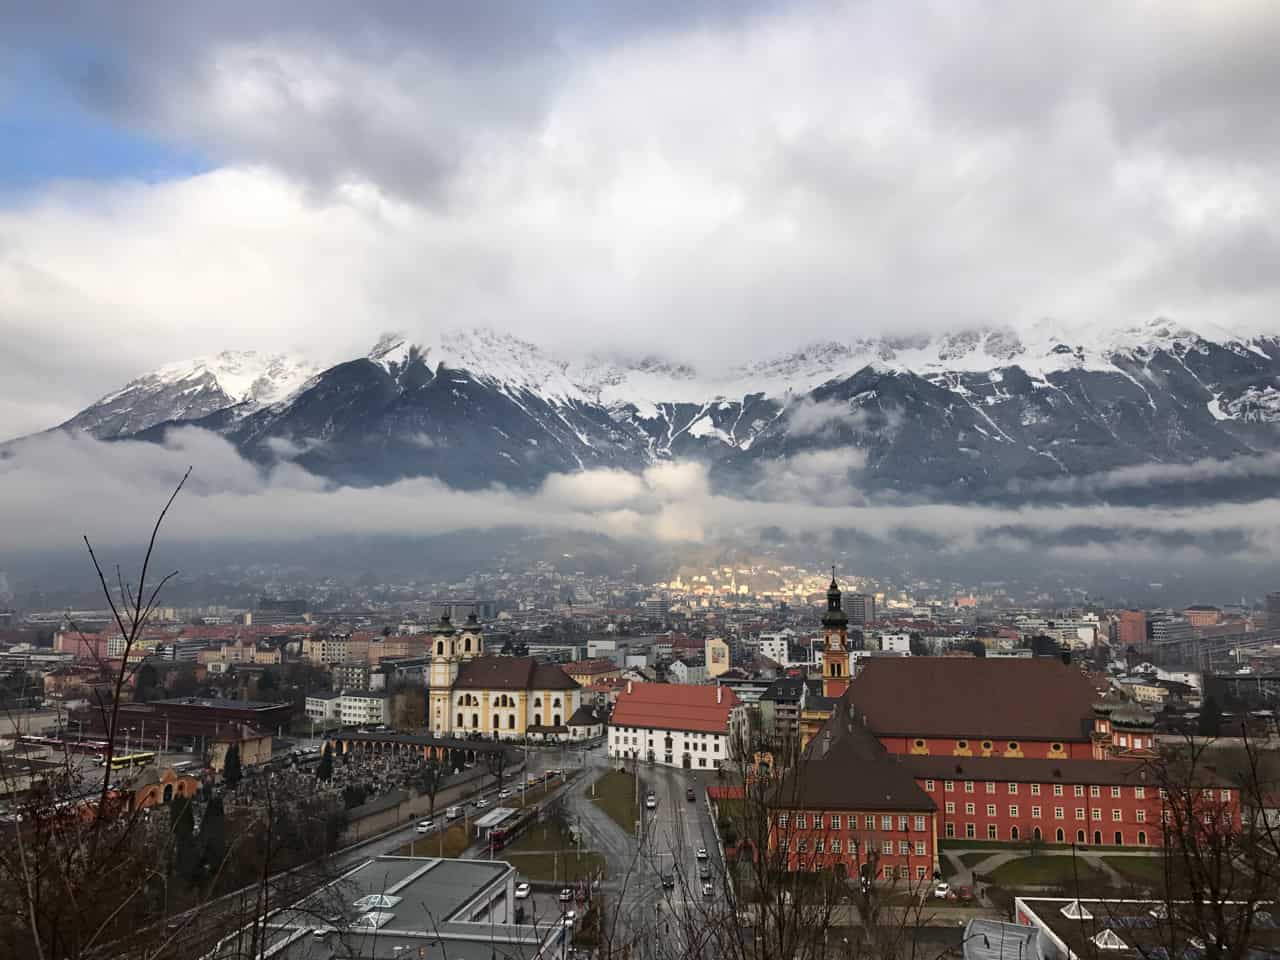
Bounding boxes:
[780,838,929,856]
[776,813,928,832]
[455,712,562,728]
[915,738,1052,753]
[943,822,1151,846]
[942,801,1149,823]
[925,779,1232,801]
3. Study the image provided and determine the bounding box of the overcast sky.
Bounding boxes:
[3,2,1280,439]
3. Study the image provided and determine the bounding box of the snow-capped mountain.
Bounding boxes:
[30,322,1280,501]
[57,350,321,439]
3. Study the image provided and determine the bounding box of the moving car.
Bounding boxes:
[559,888,573,903]
[933,881,951,900]
[514,883,531,899]
[445,806,462,821]
[686,787,696,802]
[661,873,675,890]
[415,819,434,833]
[497,789,512,800]
[699,866,711,882]
[702,882,715,898]
[473,798,489,809]
[563,910,577,928]
[645,793,657,810]
[696,848,708,860]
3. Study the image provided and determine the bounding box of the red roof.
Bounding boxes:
[610,682,739,734]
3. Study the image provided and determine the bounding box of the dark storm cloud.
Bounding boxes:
[1,429,1278,572]
[3,3,1280,438]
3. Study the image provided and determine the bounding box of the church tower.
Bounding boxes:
[457,609,484,660]
[428,614,458,735]
[821,570,851,698]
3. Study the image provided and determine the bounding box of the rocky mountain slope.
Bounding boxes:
[27,320,1280,500]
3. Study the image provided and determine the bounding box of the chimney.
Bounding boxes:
[717,685,723,704]
[626,680,633,695]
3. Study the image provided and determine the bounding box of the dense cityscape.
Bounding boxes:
[5,3,1280,959]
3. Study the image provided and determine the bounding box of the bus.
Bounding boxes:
[97,752,156,771]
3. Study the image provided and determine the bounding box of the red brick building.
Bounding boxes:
[767,583,1239,880]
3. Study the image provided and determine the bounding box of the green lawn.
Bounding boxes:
[505,851,608,883]
[503,821,576,855]
[1103,855,1167,887]
[588,771,639,835]
[986,855,1108,890]
[396,822,471,859]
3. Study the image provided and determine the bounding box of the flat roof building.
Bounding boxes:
[206,855,570,960]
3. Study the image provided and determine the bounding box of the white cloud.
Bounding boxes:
[5,4,1280,437]
[3,429,1278,569]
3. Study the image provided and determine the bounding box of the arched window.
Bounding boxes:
[535,715,542,727]
[508,715,516,729]
[534,697,542,708]
[553,697,562,709]
[1137,831,1147,845]
[436,640,444,656]
[465,637,472,653]
[472,713,479,728]
[456,713,463,728]
[1010,826,1019,841]
[553,713,561,727]
[1114,831,1123,846]
[493,714,499,730]
[1093,831,1102,845]
[1056,828,1065,843]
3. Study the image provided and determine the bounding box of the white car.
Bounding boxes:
[696,848,708,860]
[515,883,531,899]
[473,798,489,809]
[415,819,434,833]
[645,794,657,810]
[559,888,573,903]
[702,882,715,898]
[497,789,512,800]
[563,910,577,927]
[933,881,951,899]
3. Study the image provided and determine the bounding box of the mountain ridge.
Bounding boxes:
[18,321,1280,501]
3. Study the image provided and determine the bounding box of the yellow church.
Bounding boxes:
[427,612,582,739]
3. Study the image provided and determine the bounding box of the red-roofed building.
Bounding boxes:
[608,680,744,770]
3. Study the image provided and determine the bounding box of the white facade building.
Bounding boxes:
[338,692,389,726]
[607,681,744,770]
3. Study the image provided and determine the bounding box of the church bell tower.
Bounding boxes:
[822,569,851,698]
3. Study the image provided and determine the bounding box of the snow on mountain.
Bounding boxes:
[371,329,589,405]
[60,350,320,439]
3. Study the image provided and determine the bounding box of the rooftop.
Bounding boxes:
[849,658,1098,742]
[775,700,935,813]
[610,681,739,734]
[209,856,561,960]
[453,656,579,691]
[1016,896,1280,960]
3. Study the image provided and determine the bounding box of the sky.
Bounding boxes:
[2,1,1280,440]
[3,2,1280,596]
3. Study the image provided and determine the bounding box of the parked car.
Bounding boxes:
[696,848,708,860]
[559,888,573,903]
[416,819,434,833]
[702,882,715,898]
[933,881,951,900]
[515,883,531,899]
